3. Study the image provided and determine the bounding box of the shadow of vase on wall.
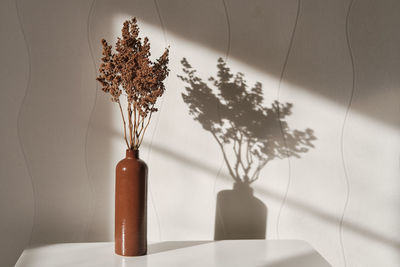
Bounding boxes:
[178,57,316,240]
[215,182,267,240]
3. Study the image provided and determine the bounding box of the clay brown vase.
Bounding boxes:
[115,149,148,256]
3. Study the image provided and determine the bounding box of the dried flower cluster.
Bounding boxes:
[97,18,169,150]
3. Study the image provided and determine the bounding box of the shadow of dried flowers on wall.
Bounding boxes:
[178,57,316,240]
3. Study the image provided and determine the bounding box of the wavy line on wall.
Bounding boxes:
[149,0,168,159]
[153,0,167,45]
[84,0,97,241]
[275,0,301,239]
[15,0,36,246]
[212,0,232,239]
[339,0,356,266]
[221,0,231,61]
[212,0,231,189]
[144,0,171,241]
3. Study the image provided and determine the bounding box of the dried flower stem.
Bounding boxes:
[138,108,154,147]
[133,103,137,147]
[117,101,129,148]
[127,105,133,149]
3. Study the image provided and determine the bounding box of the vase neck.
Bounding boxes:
[126,149,139,159]
[233,182,253,195]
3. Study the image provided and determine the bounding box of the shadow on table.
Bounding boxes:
[262,251,331,267]
[148,241,212,255]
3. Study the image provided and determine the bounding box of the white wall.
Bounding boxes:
[1,0,399,266]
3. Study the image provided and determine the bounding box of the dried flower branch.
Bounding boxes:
[96,18,169,150]
[179,58,316,184]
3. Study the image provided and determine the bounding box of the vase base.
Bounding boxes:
[115,250,147,257]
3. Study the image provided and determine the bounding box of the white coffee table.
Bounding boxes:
[15,240,331,267]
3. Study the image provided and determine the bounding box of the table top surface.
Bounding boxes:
[15,240,331,267]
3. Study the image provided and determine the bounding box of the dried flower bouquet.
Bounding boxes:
[96,18,169,150]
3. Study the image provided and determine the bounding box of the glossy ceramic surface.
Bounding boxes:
[115,149,148,256]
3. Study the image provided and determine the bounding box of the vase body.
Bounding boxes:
[115,149,148,256]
